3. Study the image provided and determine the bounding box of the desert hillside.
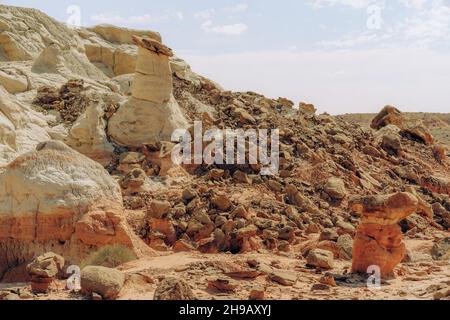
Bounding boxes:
[0,5,449,301]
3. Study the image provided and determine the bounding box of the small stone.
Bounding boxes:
[231,206,249,219]
[319,273,337,287]
[431,237,450,261]
[207,278,238,293]
[209,169,225,181]
[311,283,331,291]
[306,249,334,270]
[154,277,196,300]
[173,240,195,252]
[319,229,339,242]
[324,177,347,201]
[267,180,283,192]
[91,292,103,300]
[268,269,297,286]
[119,152,145,164]
[233,170,252,184]
[381,134,402,155]
[182,188,198,202]
[249,286,265,300]
[212,194,232,211]
[148,200,171,218]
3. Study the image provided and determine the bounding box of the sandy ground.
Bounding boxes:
[3,236,448,301]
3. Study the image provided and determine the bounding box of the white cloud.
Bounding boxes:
[316,0,449,49]
[401,2,450,43]
[201,20,248,35]
[398,0,428,9]
[194,9,215,20]
[180,48,450,114]
[224,3,249,13]
[90,11,183,25]
[307,0,373,9]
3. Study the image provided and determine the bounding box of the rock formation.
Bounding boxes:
[81,266,125,300]
[0,141,145,279]
[108,35,188,147]
[27,252,64,293]
[371,105,434,145]
[349,192,423,277]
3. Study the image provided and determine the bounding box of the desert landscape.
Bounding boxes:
[0,4,449,301]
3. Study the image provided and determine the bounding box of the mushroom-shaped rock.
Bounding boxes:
[27,252,65,293]
[108,35,188,147]
[349,192,423,278]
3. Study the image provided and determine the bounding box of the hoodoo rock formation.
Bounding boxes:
[108,35,188,147]
[349,192,424,278]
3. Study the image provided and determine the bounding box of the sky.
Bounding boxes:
[2,0,450,114]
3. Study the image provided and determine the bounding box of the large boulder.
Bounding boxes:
[371,106,403,130]
[0,141,142,279]
[81,266,125,300]
[26,252,64,279]
[64,94,116,166]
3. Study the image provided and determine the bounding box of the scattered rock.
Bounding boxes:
[154,277,196,300]
[324,177,347,201]
[249,286,266,300]
[306,249,334,270]
[207,278,238,293]
[371,106,403,130]
[319,273,337,287]
[212,194,232,211]
[431,237,450,261]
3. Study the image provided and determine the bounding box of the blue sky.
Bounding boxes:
[2,0,450,114]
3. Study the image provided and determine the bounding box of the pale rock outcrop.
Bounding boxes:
[0,5,84,61]
[32,43,108,81]
[108,36,188,147]
[0,67,28,93]
[170,56,203,86]
[80,25,161,77]
[0,141,144,278]
[64,95,116,166]
[88,24,161,44]
[0,85,51,164]
[349,192,424,277]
